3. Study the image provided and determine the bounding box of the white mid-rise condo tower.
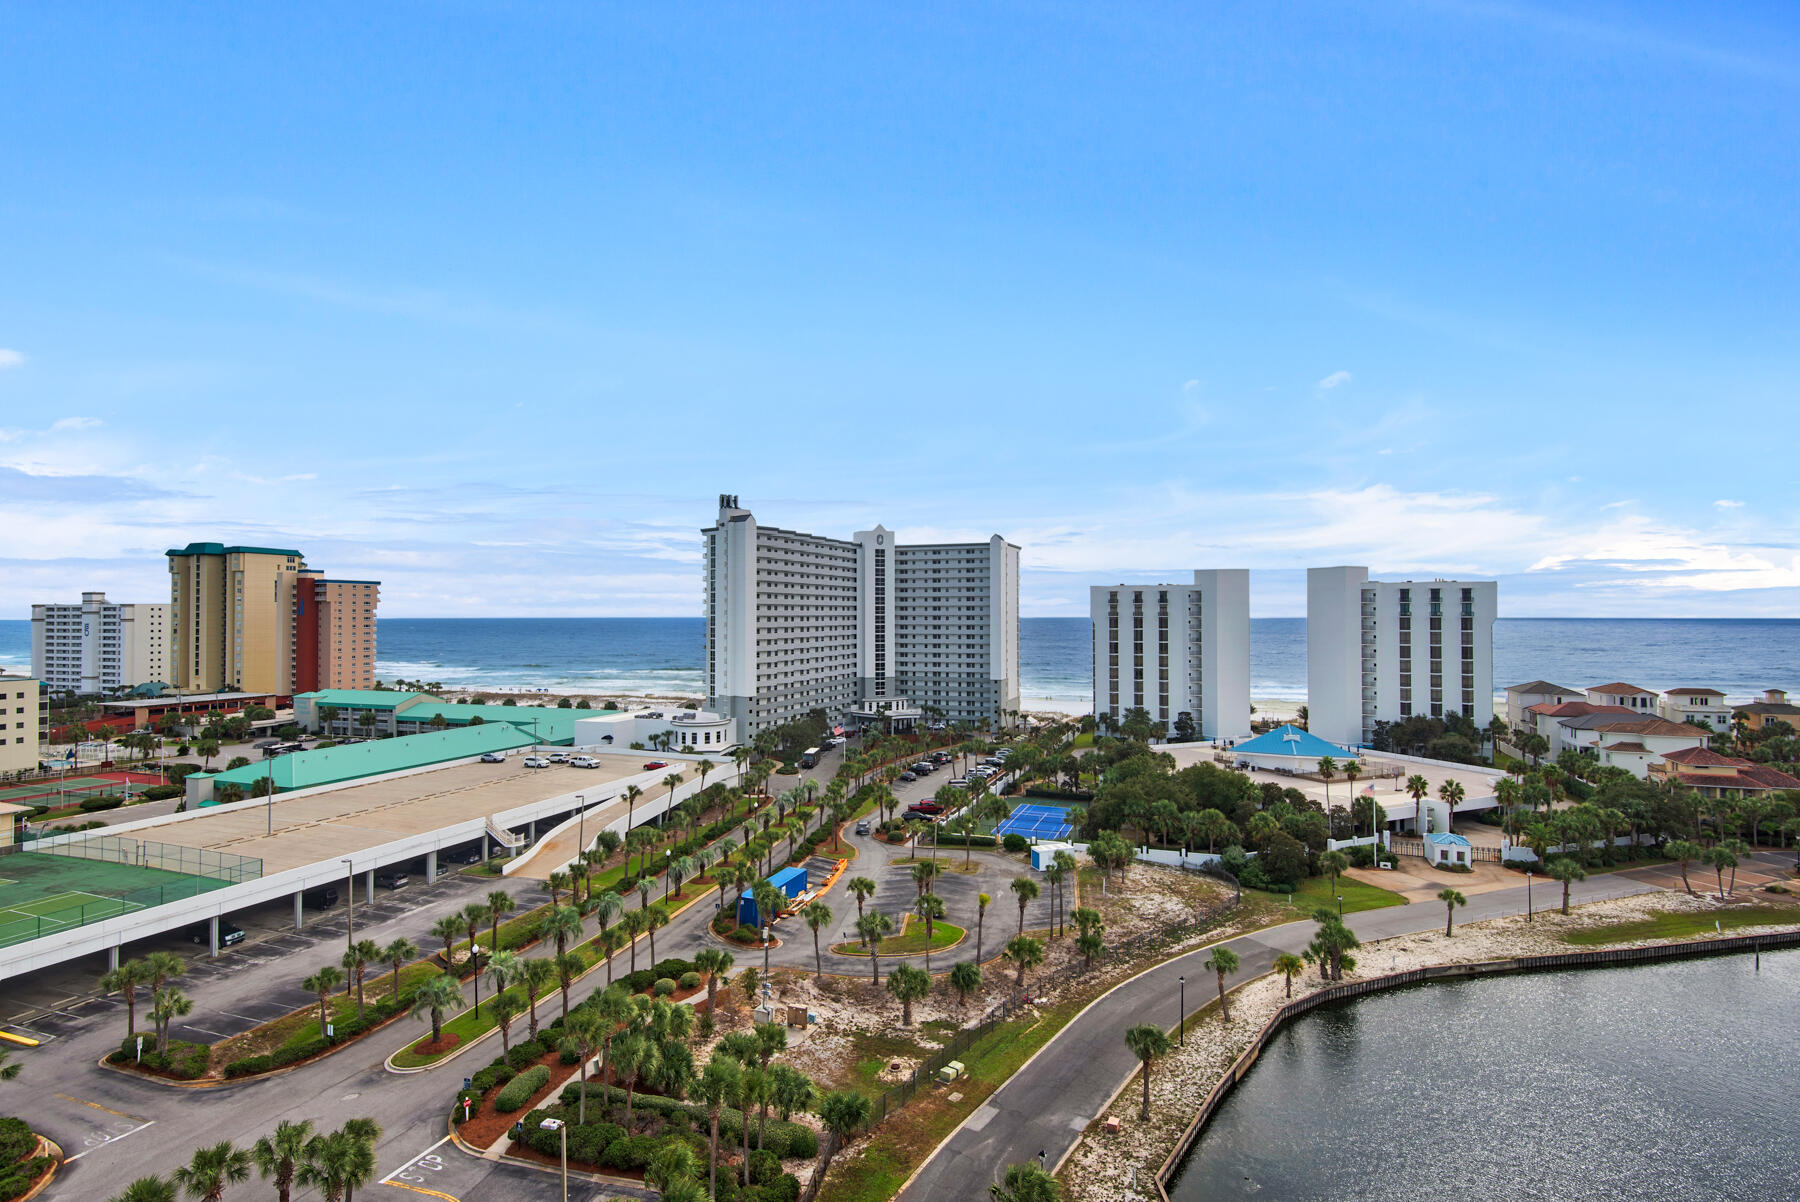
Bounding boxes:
[30,592,171,695]
[1306,566,1496,748]
[1089,571,1250,741]
[704,496,1020,734]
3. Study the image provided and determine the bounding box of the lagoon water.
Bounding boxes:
[1167,951,1800,1202]
[1,616,1794,708]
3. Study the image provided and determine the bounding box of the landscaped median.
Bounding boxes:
[829,916,965,958]
[0,1117,59,1202]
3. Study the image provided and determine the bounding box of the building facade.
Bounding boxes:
[168,542,378,696]
[1089,571,1250,741]
[703,496,1020,733]
[295,573,380,691]
[1659,687,1731,731]
[1307,567,1497,748]
[0,675,46,775]
[30,592,171,695]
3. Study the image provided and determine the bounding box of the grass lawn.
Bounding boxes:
[831,918,966,957]
[1282,873,1408,915]
[1070,732,1094,748]
[1559,901,1800,946]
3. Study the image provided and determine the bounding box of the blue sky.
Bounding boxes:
[2,1,1797,618]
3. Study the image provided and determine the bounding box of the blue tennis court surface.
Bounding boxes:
[994,804,1073,841]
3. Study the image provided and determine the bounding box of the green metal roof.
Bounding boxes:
[395,702,600,745]
[198,723,535,790]
[295,689,439,711]
[166,542,304,557]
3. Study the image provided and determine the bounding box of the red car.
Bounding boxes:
[642,761,669,770]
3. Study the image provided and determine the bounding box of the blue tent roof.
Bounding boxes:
[1232,724,1354,761]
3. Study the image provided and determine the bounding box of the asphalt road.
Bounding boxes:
[897,870,1664,1200]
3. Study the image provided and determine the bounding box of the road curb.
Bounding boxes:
[15,1135,63,1202]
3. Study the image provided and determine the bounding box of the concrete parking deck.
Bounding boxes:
[81,755,656,874]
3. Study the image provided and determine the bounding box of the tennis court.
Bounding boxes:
[0,775,141,808]
[993,803,1075,842]
[0,850,233,948]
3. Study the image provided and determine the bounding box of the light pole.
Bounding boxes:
[342,858,355,951]
[1336,894,1344,918]
[1525,871,1533,922]
[665,848,672,901]
[576,793,585,860]
[1178,975,1186,1047]
[264,747,277,834]
[762,924,771,978]
[539,1117,567,1202]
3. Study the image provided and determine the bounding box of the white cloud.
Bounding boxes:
[0,349,23,369]
[1714,499,1744,508]
[1316,370,1352,390]
[49,416,102,431]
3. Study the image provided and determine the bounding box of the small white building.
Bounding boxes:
[1659,688,1731,732]
[1423,831,1473,867]
[1584,682,1659,713]
[574,708,738,753]
[1552,714,1709,778]
[1503,680,1581,732]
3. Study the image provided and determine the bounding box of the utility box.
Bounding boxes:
[936,1060,965,1083]
[786,1005,809,1029]
[736,865,809,927]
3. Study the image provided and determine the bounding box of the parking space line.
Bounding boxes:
[382,1136,459,1201]
[55,1093,142,1120]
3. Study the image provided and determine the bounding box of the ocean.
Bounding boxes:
[2,616,1795,710]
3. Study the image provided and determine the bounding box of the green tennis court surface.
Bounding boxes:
[0,851,228,948]
[0,777,131,806]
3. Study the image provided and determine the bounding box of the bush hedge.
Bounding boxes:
[79,795,125,812]
[931,833,997,849]
[0,1116,55,1202]
[221,991,410,1077]
[110,1035,210,1079]
[556,1083,817,1158]
[1001,833,1029,853]
[140,784,185,801]
[494,1064,551,1112]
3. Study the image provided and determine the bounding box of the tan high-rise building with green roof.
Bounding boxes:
[167,543,309,695]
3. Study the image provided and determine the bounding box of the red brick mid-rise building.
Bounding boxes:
[295,573,380,692]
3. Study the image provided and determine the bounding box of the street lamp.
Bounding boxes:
[539,1117,568,1202]
[576,793,585,859]
[1336,894,1344,918]
[762,924,772,978]
[264,746,277,834]
[342,857,355,951]
[1525,871,1533,922]
[665,848,672,901]
[1177,975,1186,1047]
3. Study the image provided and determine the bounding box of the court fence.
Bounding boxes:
[0,836,262,949]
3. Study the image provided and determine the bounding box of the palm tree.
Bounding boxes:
[1663,840,1700,895]
[537,904,582,959]
[646,905,670,964]
[559,1005,607,1124]
[252,1119,314,1202]
[302,965,344,1040]
[486,889,516,948]
[693,947,734,1015]
[100,956,156,1040]
[975,891,991,960]
[805,903,833,980]
[491,989,524,1056]
[662,771,685,823]
[380,937,417,1002]
[1546,858,1586,914]
[460,902,493,1014]
[428,915,463,968]
[1123,1023,1172,1120]
[1273,952,1305,998]
[171,1140,252,1202]
[110,1177,178,1202]
[1317,755,1337,814]
[0,1048,19,1082]
[1010,876,1039,936]
[1004,934,1044,989]
[518,957,557,1039]
[990,1161,1063,1201]
[847,876,877,924]
[621,908,649,975]
[856,912,894,984]
[915,892,946,972]
[409,972,463,1045]
[1204,945,1241,1022]
[1320,849,1349,896]
[949,959,982,1005]
[554,952,585,1018]
[886,963,931,1027]
[1438,887,1467,936]
[623,784,643,831]
[146,984,192,1054]
[809,1090,873,1202]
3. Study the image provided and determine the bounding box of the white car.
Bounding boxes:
[479,752,506,764]
[569,756,600,769]
[522,756,550,769]
[547,752,571,763]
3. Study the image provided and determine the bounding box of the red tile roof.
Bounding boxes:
[1591,717,1706,739]
[1664,687,1726,697]
[1527,701,1633,718]
[1588,682,1656,695]
[1661,747,1738,766]
[1599,742,1649,753]
[1671,765,1800,793]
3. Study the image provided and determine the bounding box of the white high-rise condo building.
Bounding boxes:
[30,592,172,695]
[1306,567,1496,748]
[1090,572,1250,740]
[704,496,1020,733]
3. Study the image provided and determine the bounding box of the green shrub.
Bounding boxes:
[1001,833,1028,853]
[749,1148,782,1185]
[79,795,125,812]
[569,1121,623,1164]
[679,971,702,990]
[0,1119,35,1167]
[111,1036,210,1079]
[506,1040,544,1070]
[494,1064,550,1113]
[139,784,185,801]
[653,978,676,997]
[470,1064,515,1093]
[602,1133,660,1170]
